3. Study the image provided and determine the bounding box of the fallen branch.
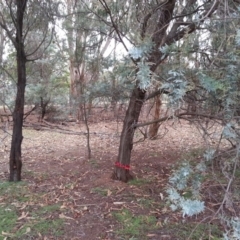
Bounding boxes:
[133,111,222,128]
[23,105,38,120]
[23,121,119,137]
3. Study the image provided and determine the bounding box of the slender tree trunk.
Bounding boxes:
[81,101,91,159]
[9,0,27,182]
[40,97,50,120]
[0,27,4,65]
[112,0,176,182]
[66,0,75,116]
[112,86,145,182]
[148,95,162,139]
[69,59,77,116]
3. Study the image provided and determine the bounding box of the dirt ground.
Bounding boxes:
[0,111,238,239]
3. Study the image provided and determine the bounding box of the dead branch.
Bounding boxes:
[134,111,222,128]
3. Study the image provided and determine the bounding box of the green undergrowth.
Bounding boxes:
[0,204,64,240]
[0,181,28,200]
[0,181,64,239]
[0,206,18,239]
[113,209,158,239]
[88,158,99,168]
[91,187,109,196]
[14,218,64,239]
[128,178,151,186]
[136,198,155,208]
[161,222,223,240]
[181,148,205,161]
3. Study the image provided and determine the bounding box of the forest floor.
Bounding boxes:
[0,112,239,240]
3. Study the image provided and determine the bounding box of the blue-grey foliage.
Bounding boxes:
[136,61,152,90]
[223,217,240,240]
[180,199,205,217]
[129,39,154,60]
[129,40,156,90]
[161,70,187,109]
[203,149,216,162]
[169,162,192,190]
[222,123,238,140]
[167,161,205,217]
[198,73,224,93]
[159,43,178,60]
[235,29,240,46]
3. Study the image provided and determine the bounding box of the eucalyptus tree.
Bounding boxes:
[0,27,8,112]
[0,0,58,181]
[62,0,114,119]
[60,0,116,159]
[97,0,220,182]
[25,42,69,121]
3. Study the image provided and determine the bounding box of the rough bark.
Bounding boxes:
[9,0,27,181]
[112,86,145,182]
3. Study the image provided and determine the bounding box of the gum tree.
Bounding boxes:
[0,0,57,181]
[98,0,220,182]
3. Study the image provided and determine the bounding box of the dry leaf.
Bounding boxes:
[74,192,82,197]
[1,231,13,236]
[159,193,164,200]
[18,212,29,220]
[156,221,162,227]
[19,204,28,210]
[60,203,67,209]
[147,234,157,237]
[113,202,125,205]
[59,213,75,220]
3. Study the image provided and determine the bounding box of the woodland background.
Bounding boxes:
[0,0,240,239]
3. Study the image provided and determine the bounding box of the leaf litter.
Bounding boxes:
[0,119,232,239]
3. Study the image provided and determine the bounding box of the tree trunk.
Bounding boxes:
[69,59,77,116]
[40,97,50,121]
[112,86,145,182]
[148,95,162,139]
[110,0,218,182]
[9,0,27,182]
[0,27,4,65]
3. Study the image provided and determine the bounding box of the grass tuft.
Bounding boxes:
[113,209,157,239]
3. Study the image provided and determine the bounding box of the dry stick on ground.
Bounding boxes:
[23,121,120,138]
